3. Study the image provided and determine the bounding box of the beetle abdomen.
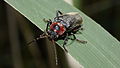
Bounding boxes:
[61,12,83,28]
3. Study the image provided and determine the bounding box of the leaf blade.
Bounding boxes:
[4,0,120,68]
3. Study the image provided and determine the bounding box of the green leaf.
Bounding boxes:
[5,0,120,68]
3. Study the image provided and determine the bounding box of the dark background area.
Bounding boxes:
[0,0,67,68]
[0,0,120,68]
[73,0,120,41]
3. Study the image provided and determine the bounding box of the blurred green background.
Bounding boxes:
[0,0,120,68]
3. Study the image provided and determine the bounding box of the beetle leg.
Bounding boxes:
[43,18,52,31]
[43,18,52,24]
[56,10,63,20]
[70,34,87,44]
[79,27,85,31]
[63,34,69,52]
[76,31,82,34]
[56,10,63,17]
[43,18,48,22]
[57,10,63,15]
[76,38,87,44]
[74,27,84,34]
[74,35,87,44]
[48,19,52,24]
[63,38,68,52]
[72,34,76,40]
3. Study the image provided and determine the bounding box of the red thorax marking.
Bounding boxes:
[50,22,66,35]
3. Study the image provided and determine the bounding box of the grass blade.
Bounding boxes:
[4,0,120,68]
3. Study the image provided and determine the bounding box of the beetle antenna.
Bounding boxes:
[52,40,58,66]
[27,33,48,45]
[27,37,39,45]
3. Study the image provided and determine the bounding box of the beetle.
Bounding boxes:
[27,10,87,52]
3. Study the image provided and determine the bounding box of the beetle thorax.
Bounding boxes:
[50,22,66,35]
